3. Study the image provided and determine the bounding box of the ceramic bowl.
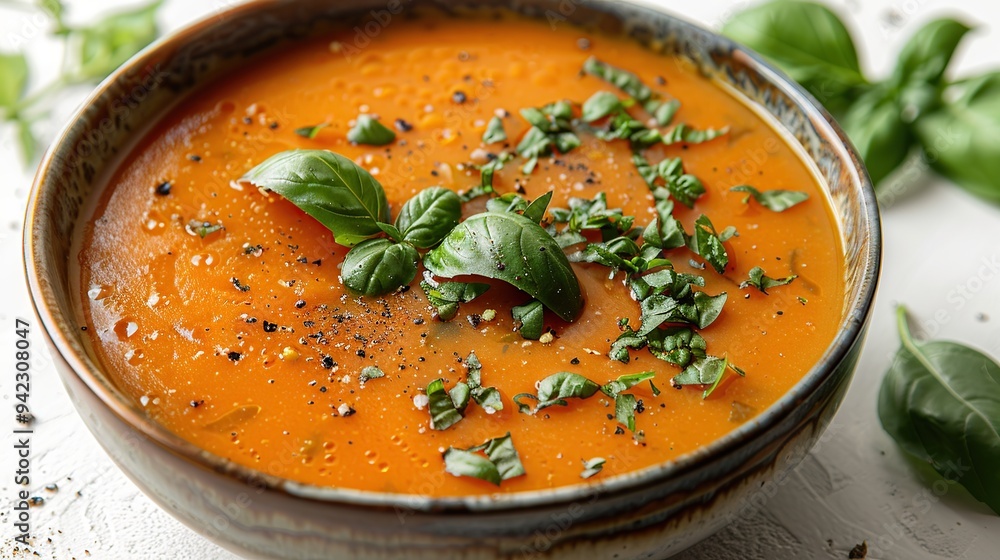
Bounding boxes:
[24,1,881,558]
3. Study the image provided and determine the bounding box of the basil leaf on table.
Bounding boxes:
[424,212,583,322]
[740,266,797,294]
[915,72,1000,203]
[75,0,163,81]
[878,306,1000,515]
[395,187,462,249]
[730,185,809,212]
[482,116,507,144]
[240,150,390,246]
[840,86,914,186]
[0,53,28,110]
[722,0,868,116]
[889,19,972,94]
[511,299,545,340]
[341,239,418,296]
[347,114,396,145]
[419,281,490,321]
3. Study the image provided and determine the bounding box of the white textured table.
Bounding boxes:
[2,1,999,558]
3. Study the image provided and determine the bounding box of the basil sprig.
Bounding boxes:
[725,1,1000,200]
[443,433,525,486]
[879,306,1000,515]
[730,185,809,212]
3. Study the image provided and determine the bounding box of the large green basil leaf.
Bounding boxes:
[890,18,972,91]
[423,212,583,322]
[341,239,417,296]
[240,150,390,246]
[395,187,461,249]
[722,0,867,116]
[915,72,1000,203]
[878,306,1000,515]
[75,0,163,81]
[0,53,28,109]
[840,86,914,187]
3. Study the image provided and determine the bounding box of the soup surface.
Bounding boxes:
[78,12,843,496]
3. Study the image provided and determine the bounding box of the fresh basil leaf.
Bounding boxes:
[347,114,396,146]
[427,378,464,431]
[615,393,638,432]
[0,53,29,109]
[580,457,606,479]
[341,239,418,296]
[722,0,868,116]
[673,355,737,399]
[424,212,583,322]
[419,280,490,321]
[395,187,461,249]
[74,0,163,80]
[740,266,797,294]
[377,222,404,242]
[482,116,507,144]
[662,123,729,146]
[688,215,731,274]
[523,191,553,224]
[536,372,601,410]
[359,366,385,384]
[294,123,328,139]
[609,326,646,364]
[878,306,1000,515]
[16,120,36,166]
[486,193,528,214]
[730,185,809,211]
[240,149,390,246]
[483,433,526,481]
[466,151,513,199]
[443,448,500,485]
[449,382,471,413]
[840,86,914,186]
[601,371,656,398]
[465,352,503,412]
[582,91,624,122]
[891,18,973,92]
[512,299,545,340]
[650,193,687,250]
[915,72,1000,202]
[187,219,223,238]
[513,393,538,414]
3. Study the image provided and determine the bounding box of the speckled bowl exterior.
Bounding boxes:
[24,1,881,558]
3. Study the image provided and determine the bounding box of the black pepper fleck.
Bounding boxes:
[154,181,172,196]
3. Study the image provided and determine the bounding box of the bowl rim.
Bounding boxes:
[24,0,882,512]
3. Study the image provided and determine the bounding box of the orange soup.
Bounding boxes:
[78,12,843,496]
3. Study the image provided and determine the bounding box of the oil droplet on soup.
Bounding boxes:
[78,12,843,496]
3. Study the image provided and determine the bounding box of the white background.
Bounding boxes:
[1,0,999,558]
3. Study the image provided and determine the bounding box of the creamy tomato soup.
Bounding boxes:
[78,11,843,496]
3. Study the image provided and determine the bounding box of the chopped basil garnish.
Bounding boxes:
[672,355,745,399]
[740,266,798,294]
[662,123,729,145]
[516,101,580,173]
[632,153,705,208]
[293,123,328,139]
[580,457,606,479]
[420,280,490,321]
[347,114,396,145]
[582,56,676,125]
[601,371,656,398]
[427,378,466,431]
[465,352,503,412]
[615,393,638,432]
[638,290,727,334]
[482,115,507,144]
[687,214,734,274]
[512,299,545,340]
[730,184,809,212]
[515,372,602,414]
[443,432,525,486]
[581,91,625,122]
